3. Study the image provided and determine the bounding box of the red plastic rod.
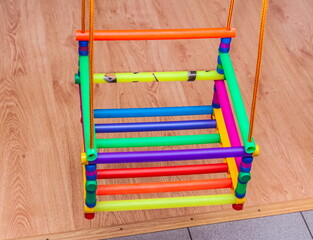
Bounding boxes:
[97,178,232,195]
[97,163,228,179]
[76,28,236,41]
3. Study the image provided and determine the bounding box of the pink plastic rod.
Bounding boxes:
[215,80,242,169]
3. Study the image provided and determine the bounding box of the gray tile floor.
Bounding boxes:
[106,210,313,240]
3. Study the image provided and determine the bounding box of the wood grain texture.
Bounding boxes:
[10,198,313,240]
[0,0,312,239]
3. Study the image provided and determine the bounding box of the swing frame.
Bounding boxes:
[75,0,267,219]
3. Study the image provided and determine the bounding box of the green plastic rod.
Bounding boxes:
[94,194,236,212]
[219,52,256,153]
[96,134,221,148]
[79,55,98,160]
[93,70,224,83]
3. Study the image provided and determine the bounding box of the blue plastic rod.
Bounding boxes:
[95,120,216,133]
[94,105,213,118]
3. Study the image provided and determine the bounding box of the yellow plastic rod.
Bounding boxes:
[213,108,238,190]
[94,194,236,212]
[93,70,223,83]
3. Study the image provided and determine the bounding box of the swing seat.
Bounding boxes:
[76,27,258,219]
[74,0,270,219]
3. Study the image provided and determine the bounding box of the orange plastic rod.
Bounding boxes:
[96,178,232,195]
[76,28,236,41]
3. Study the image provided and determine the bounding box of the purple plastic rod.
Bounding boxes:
[241,162,252,168]
[92,147,250,164]
[215,80,242,169]
[212,88,220,106]
[86,170,97,176]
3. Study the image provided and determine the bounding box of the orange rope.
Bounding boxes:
[226,0,235,30]
[81,0,86,33]
[89,0,95,149]
[248,0,269,142]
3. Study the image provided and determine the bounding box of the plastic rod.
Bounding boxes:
[215,80,242,169]
[79,54,97,160]
[94,194,236,211]
[92,70,223,83]
[76,28,236,41]
[93,147,251,164]
[95,120,217,133]
[213,108,238,190]
[97,178,232,195]
[97,163,228,179]
[96,134,220,148]
[94,105,213,118]
[219,53,256,153]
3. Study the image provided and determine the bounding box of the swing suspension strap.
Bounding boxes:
[225,0,269,143]
[88,0,95,149]
[226,0,235,30]
[81,0,86,33]
[248,0,269,142]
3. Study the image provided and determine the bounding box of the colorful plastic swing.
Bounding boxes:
[75,0,268,219]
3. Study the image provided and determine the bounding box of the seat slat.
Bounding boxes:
[94,194,236,212]
[96,134,220,148]
[97,178,232,195]
[93,146,251,164]
[96,163,228,179]
[94,105,213,118]
[95,120,216,133]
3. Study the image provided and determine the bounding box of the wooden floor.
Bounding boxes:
[1,0,313,239]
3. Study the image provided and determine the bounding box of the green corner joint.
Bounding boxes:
[79,54,98,161]
[219,52,256,154]
[86,180,98,192]
[239,172,251,183]
[85,191,97,205]
[235,173,251,197]
[235,182,247,196]
[85,180,97,206]
[75,73,80,84]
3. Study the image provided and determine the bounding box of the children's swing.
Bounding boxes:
[75,0,269,219]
